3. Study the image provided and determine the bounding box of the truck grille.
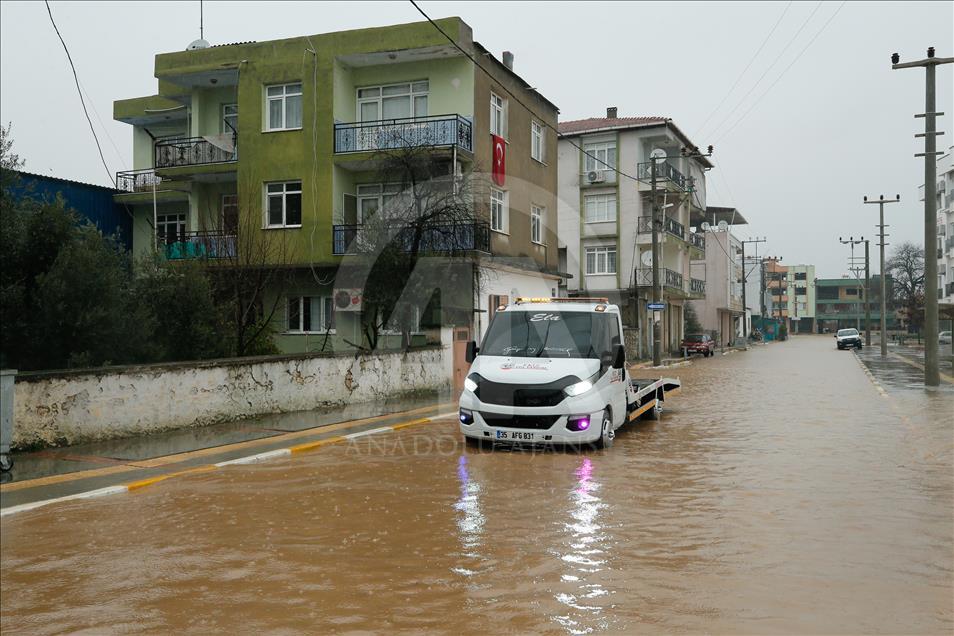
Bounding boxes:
[480,412,560,430]
[471,375,579,407]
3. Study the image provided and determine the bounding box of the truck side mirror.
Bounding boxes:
[612,343,626,369]
[465,341,478,363]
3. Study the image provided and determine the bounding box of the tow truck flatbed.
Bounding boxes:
[626,377,681,421]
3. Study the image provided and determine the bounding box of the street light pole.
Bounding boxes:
[864,194,900,357]
[740,237,766,340]
[891,47,952,386]
[840,237,866,332]
[864,239,871,346]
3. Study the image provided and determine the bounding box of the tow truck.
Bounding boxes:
[458,297,681,448]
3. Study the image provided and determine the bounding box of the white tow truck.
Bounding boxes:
[458,297,681,448]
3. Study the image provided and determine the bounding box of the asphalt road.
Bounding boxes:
[1,335,952,634]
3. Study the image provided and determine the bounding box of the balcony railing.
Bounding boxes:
[155,135,237,169]
[334,114,473,154]
[333,221,490,255]
[634,267,684,291]
[689,278,706,295]
[664,216,685,239]
[116,168,162,192]
[158,230,237,260]
[637,160,688,191]
[689,231,705,251]
[637,216,653,233]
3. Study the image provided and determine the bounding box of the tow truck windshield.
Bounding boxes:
[480,310,619,358]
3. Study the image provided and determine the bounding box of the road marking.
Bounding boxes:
[344,427,393,440]
[0,485,127,518]
[214,449,291,467]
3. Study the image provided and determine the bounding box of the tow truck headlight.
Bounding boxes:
[566,415,591,432]
[459,408,474,425]
[563,379,593,397]
[464,376,478,393]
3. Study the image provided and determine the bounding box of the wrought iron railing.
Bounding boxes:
[664,216,685,239]
[689,232,705,250]
[155,136,237,168]
[637,160,688,191]
[116,168,162,192]
[637,216,652,233]
[689,278,706,295]
[634,267,684,291]
[333,221,490,255]
[158,230,237,260]
[334,114,473,154]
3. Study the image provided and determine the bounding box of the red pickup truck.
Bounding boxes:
[681,333,715,357]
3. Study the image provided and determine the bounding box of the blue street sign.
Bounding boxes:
[647,303,666,310]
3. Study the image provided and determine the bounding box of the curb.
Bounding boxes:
[1,412,456,518]
[853,351,889,399]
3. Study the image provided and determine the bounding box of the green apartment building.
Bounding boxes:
[815,276,898,332]
[113,18,560,363]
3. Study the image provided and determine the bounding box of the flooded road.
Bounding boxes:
[2,336,952,634]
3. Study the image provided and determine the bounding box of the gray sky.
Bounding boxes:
[1,1,951,278]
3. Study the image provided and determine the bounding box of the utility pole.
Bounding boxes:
[864,239,871,346]
[740,237,766,340]
[864,195,900,357]
[650,157,662,367]
[840,237,866,332]
[892,47,952,386]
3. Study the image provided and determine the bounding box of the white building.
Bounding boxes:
[923,145,954,316]
[687,208,747,347]
[557,109,711,359]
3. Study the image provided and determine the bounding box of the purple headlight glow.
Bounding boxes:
[567,415,590,432]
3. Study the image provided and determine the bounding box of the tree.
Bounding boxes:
[1,122,25,191]
[684,302,703,334]
[341,140,485,351]
[887,242,924,331]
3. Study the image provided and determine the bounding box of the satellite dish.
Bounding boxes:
[187,38,210,51]
[641,251,654,267]
[701,221,711,231]
[717,220,729,231]
[650,148,667,165]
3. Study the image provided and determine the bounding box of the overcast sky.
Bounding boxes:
[1,1,951,278]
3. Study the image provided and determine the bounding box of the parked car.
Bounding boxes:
[681,333,715,357]
[940,331,952,345]
[835,328,863,350]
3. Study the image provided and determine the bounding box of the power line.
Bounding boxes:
[713,1,847,144]
[692,1,793,139]
[44,0,114,187]
[705,1,824,141]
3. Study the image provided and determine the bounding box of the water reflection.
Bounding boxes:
[453,455,484,562]
[552,456,610,633]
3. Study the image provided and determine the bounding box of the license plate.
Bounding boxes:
[495,430,535,441]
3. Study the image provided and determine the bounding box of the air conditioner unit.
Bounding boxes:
[333,288,363,312]
[586,170,605,184]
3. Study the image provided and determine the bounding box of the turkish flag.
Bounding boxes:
[492,134,506,186]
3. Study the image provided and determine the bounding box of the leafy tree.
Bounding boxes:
[684,302,703,334]
[887,242,924,331]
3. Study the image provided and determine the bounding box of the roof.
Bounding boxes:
[558,116,713,168]
[472,41,559,114]
[10,170,117,192]
[692,206,748,227]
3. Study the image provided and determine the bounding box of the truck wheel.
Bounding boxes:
[595,410,614,449]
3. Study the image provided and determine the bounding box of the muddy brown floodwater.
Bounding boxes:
[2,336,952,634]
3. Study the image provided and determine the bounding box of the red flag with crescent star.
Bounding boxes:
[492,134,506,186]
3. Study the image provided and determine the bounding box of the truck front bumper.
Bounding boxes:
[458,391,606,445]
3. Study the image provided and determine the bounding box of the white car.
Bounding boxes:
[835,328,863,350]
[940,331,952,345]
[458,297,679,448]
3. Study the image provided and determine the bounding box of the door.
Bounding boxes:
[452,326,472,395]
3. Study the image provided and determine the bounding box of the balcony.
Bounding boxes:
[689,231,705,251]
[159,230,237,260]
[333,221,490,256]
[688,277,706,298]
[334,115,473,155]
[155,135,237,169]
[634,267,684,292]
[116,168,162,192]
[637,160,689,192]
[636,216,687,241]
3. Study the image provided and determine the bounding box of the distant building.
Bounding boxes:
[6,170,132,250]
[815,275,898,333]
[786,263,816,333]
[921,145,954,325]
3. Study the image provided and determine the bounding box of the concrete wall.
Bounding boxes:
[11,347,448,450]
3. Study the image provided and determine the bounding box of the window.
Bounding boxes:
[222,103,238,134]
[845,288,859,296]
[531,120,545,162]
[357,81,428,121]
[531,204,544,244]
[585,245,617,275]
[157,213,186,244]
[794,272,807,281]
[490,188,508,233]
[490,92,507,138]
[265,181,302,227]
[286,296,335,333]
[265,83,302,131]
[584,141,616,173]
[383,305,422,334]
[584,193,616,223]
[222,194,239,234]
[795,286,807,296]
[356,183,402,222]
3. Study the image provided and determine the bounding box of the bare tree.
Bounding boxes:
[887,241,924,331]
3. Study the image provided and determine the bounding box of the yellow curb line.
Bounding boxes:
[888,352,954,384]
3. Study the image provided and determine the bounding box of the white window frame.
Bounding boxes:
[531,120,545,163]
[530,204,544,245]
[265,83,302,131]
[355,183,402,223]
[490,187,508,233]
[264,181,303,228]
[222,103,238,134]
[381,305,423,335]
[585,245,617,275]
[584,193,617,223]
[285,296,336,334]
[583,141,617,174]
[356,81,429,122]
[490,92,507,139]
[156,213,186,243]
